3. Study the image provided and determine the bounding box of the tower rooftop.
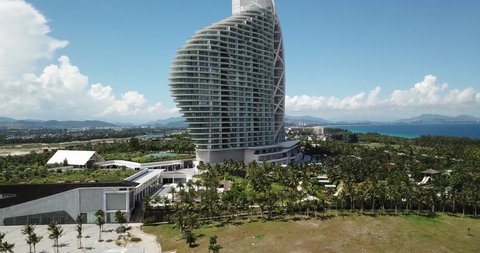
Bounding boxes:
[232,0,275,14]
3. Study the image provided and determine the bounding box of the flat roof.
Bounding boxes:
[279,140,301,148]
[127,169,163,186]
[161,168,196,177]
[245,140,300,151]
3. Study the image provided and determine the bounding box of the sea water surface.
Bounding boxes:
[329,123,480,139]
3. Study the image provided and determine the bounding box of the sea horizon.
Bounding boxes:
[328,122,480,139]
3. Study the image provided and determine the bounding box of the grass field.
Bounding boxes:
[143,214,480,253]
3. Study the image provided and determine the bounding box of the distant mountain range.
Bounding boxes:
[1,114,478,130]
[146,117,187,128]
[396,114,480,124]
[286,114,480,125]
[0,118,117,129]
[146,115,332,127]
[0,117,16,123]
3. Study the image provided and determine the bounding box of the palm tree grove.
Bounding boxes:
[142,130,480,250]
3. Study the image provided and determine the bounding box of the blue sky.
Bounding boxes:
[1,0,479,122]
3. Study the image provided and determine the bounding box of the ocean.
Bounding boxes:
[328,123,480,139]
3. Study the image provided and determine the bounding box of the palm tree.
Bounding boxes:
[28,233,42,253]
[75,214,83,249]
[21,225,34,253]
[178,182,185,192]
[95,209,106,241]
[369,179,379,214]
[208,235,222,253]
[0,241,14,253]
[178,188,186,204]
[412,184,425,215]
[171,206,186,233]
[184,229,197,248]
[0,232,14,253]
[143,195,152,211]
[47,221,63,253]
[168,187,176,203]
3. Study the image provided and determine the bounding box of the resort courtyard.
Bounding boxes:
[0,223,160,253]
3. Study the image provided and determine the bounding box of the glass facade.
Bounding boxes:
[4,211,75,225]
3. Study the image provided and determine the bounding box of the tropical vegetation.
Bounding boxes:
[143,132,480,249]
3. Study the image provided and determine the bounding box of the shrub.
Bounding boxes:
[143,217,156,225]
[116,226,127,234]
[130,237,142,242]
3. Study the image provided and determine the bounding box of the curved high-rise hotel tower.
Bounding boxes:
[169,0,300,163]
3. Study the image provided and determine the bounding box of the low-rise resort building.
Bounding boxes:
[0,150,195,225]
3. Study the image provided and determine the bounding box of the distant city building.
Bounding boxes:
[169,0,300,163]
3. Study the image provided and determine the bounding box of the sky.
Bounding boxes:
[0,0,479,123]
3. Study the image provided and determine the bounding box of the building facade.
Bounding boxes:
[0,183,136,225]
[169,0,299,163]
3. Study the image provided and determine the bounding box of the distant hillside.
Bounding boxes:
[0,118,117,129]
[148,117,186,128]
[43,120,117,128]
[0,117,15,123]
[397,114,480,123]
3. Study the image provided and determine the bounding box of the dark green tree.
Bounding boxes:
[47,221,63,253]
[21,225,34,253]
[0,232,14,253]
[95,209,106,241]
[114,210,127,227]
[184,229,197,248]
[75,214,83,249]
[208,235,222,253]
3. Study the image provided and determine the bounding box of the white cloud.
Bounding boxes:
[89,83,114,102]
[0,0,68,80]
[444,87,476,105]
[0,0,178,122]
[286,75,480,120]
[1,56,179,121]
[2,0,478,123]
[366,86,381,106]
[389,75,445,106]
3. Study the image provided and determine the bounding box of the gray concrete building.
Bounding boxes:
[0,182,136,225]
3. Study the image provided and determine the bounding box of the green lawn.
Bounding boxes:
[143,214,480,253]
[102,152,195,163]
[1,168,136,184]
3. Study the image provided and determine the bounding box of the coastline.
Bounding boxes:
[327,122,480,139]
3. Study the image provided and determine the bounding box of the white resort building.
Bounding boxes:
[0,150,195,226]
[169,0,301,164]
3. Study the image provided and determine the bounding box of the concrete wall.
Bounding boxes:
[106,193,127,211]
[0,189,80,225]
[197,149,245,163]
[80,189,104,212]
[79,188,107,223]
[0,187,132,225]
